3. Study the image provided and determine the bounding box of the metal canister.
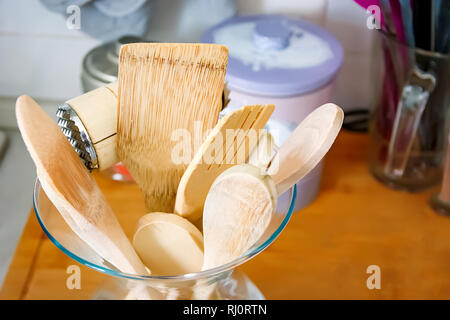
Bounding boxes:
[81,36,142,92]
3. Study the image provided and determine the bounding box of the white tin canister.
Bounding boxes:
[203,14,343,209]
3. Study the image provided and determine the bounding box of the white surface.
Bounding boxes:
[0,0,100,100]
[146,0,235,42]
[0,33,98,100]
[0,0,376,108]
[213,21,334,71]
[236,0,377,111]
[227,80,335,125]
[0,129,36,288]
[0,96,59,129]
[236,0,329,25]
[0,0,87,36]
[324,0,376,110]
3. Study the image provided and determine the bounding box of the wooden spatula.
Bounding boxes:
[202,103,343,270]
[174,104,274,222]
[16,95,148,276]
[117,43,228,213]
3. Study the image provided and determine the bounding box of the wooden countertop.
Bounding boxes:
[1,131,450,300]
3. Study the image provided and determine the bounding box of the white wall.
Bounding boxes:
[236,0,377,111]
[0,0,100,100]
[0,0,377,109]
[324,0,377,111]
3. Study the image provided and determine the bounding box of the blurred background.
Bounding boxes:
[1,0,449,299]
[0,0,376,287]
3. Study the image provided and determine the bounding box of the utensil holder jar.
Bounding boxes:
[368,32,450,191]
[33,179,296,300]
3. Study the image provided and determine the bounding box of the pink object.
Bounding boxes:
[354,0,379,8]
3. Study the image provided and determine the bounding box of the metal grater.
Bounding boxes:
[56,103,99,171]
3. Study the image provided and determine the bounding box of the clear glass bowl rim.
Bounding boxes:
[33,178,297,282]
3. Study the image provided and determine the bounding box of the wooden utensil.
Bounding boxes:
[57,81,119,171]
[38,189,110,268]
[133,212,204,276]
[16,95,148,276]
[202,164,277,270]
[202,103,343,270]
[268,103,344,195]
[174,104,274,222]
[117,43,228,213]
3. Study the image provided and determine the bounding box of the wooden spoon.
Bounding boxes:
[267,103,344,195]
[202,103,343,270]
[16,95,149,276]
[133,212,204,276]
[202,164,276,270]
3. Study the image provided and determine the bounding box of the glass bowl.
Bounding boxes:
[33,177,296,300]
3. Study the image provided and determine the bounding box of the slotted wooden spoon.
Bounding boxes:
[174,104,274,222]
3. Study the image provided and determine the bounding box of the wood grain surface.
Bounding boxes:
[1,131,449,300]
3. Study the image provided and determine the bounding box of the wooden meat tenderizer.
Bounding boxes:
[57,81,119,171]
[57,81,230,173]
[117,43,228,213]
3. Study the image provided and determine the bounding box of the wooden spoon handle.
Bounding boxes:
[267,103,344,195]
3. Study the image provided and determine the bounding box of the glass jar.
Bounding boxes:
[368,32,450,191]
[430,133,450,217]
[33,179,296,300]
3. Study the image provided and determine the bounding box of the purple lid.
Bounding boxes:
[202,14,344,97]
